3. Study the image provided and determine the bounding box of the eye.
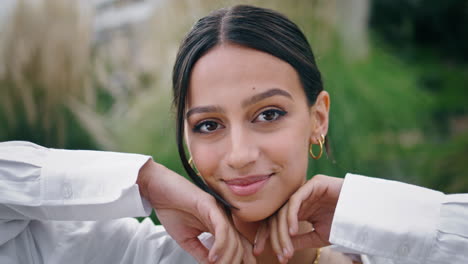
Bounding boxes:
[193,120,224,133]
[254,109,287,123]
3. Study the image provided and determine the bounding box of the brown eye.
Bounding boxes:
[194,120,223,133]
[204,121,218,131]
[255,109,287,122]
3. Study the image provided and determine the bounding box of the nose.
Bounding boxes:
[226,126,259,170]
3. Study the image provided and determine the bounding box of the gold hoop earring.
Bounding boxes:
[309,134,325,160]
[188,157,201,176]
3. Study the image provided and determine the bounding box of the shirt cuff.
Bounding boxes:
[329,173,444,262]
[41,148,152,220]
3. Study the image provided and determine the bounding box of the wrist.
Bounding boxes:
[137,159,158,201]
[137,160,208,212]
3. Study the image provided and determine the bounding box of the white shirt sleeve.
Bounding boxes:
[0,141,152,220]
[329,173,468,264]
[0,141,197,263]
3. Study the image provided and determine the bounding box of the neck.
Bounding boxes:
[232,216,317,264]
[232,216,259,243]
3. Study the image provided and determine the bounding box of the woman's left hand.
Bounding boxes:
[253,203,295,264]
[254,174,344,263]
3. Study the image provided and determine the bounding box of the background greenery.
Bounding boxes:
[1,0,467,223]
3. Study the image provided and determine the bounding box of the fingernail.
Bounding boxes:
[277,254,284,263]
[289,227,294,235]
[283,247,289,257]
[210,255,218,263]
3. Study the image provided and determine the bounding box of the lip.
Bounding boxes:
[224,174,272,196]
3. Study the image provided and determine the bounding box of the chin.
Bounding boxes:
[230,200,279,222]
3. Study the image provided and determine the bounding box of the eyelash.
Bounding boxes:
[192,108,287,134]
[253,108,287,123]
[193,119,223,134]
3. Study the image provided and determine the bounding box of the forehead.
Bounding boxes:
[188,44,305,107]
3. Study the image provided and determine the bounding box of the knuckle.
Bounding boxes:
[315,174,327,181]
[217,220,229,233]
[289,193,300,204]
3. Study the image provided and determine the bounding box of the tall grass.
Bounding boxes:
[0,0,109,148]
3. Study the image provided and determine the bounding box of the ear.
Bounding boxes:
[309,91,330,144]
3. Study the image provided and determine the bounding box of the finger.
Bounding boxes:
[241,235,257,264]
[288,184,314,236]
[269,216,285,263]
[231,239,243,264]
[233,235,244,264]
[180,237,210,264]
[207,211,229,262]
[253,221,269,256]
[278,204,294,260]
[229,234,244,264]
[194,195,225,262]
[217,227,240,264]
[291,230,326,251]
[230,233,244,264]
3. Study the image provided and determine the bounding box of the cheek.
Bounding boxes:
[190,142,221,184]
[266,125,310,176]
[271,139,308,196]
[271,126,312,200]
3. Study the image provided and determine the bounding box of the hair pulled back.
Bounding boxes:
[172,5,323,207]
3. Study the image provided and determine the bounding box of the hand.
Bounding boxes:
[254,174,344,263]
[137,160,256,264]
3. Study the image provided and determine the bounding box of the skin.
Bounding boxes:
[137,160,257,264]
[135,160,345,263]
[185,43,330,263]
[256,174,345,263]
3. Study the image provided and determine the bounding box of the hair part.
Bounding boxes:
[172,5,324,208]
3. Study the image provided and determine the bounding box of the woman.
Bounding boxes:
[2,4,465,264]
[172,4,354,263]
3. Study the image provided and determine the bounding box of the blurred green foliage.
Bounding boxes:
[368,0,468,192]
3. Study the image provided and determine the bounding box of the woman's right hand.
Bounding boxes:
[137,160,256,264]
[254,174,344,263]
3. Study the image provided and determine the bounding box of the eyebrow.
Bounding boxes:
[185,88,293,119]
[186,105,225,119]
[241,88,293,108]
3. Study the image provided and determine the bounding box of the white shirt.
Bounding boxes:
[0,141,196,264]
[330,174,468,264]
[1,141,467,263]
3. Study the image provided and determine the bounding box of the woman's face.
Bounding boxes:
[185,44,329,222]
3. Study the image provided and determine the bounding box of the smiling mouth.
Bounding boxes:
[224,173,274,196]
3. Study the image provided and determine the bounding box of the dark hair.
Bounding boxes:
[172,5,323,207]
